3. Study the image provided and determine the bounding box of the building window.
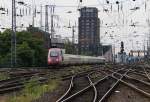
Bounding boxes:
[86,26,90,29]
[86,22,90,26]
[86,19,89,22]
[81,46,85,48]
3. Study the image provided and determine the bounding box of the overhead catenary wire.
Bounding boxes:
[0,0,150,52]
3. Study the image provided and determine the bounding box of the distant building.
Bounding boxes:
[27,25,64,48]
[27,26,78,52]
[102,45,113,62]
[78,7,100,56]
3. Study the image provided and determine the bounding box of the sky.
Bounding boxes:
[0,0,150,53]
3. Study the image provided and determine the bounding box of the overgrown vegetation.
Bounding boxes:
[105,64,112,68]
[0,73,9,80]
[0,29,47,67]
[69,65,91,74]
[8,78,59,102]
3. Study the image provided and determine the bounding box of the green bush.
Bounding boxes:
[0,73,9,80]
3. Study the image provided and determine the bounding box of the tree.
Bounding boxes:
[0,29,11,56]
[17,42,34,67]
[0,29,47,67]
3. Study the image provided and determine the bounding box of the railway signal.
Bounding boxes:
[121,41,124,54]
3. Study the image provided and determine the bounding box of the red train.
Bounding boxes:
[48,48,64,65]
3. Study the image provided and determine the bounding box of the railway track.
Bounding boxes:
[0,75,47,94]
[122,76,150,96]
[0,65,103,94]
[56,67,129,102]
[127,70,150,83]
[1,64,150,102]
[106,69,150,101]
[143,67,150,81]
[0,68,53,94]
[57,65,150,102]
[56,75,92,102]
[106,83,150,102]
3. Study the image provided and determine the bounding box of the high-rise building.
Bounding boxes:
[79,7,100,56]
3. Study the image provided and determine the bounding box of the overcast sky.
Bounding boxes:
[0,0,150,53]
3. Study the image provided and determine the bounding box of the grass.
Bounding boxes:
[69,65,92,74]
[0,72,9,80]
[7,77,59,102]
[105,64,112,68]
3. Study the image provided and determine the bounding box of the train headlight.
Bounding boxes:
[48,58,51,62]
[56,59,59,62]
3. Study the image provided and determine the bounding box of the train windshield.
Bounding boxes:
[50,50,59,57]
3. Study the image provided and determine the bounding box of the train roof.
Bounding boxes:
[49,48,61,50]
[64,54,105,60]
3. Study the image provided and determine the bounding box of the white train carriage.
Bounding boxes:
[48,48,105,66]
[62,54,105,65]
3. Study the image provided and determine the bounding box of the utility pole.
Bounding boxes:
[45,5,50,48]
[143,39,146,59]
[11,0,17,67]
[72,26,75,44]
[148,19,150,57]
[45,5,49,32]
[50,5,55,48]
[45,5,55,48]
[50,5,55,39]
[40,5,43,29]
[32,0,35,27]
[147,41,149,57]
[72,26,75,54]
[113,45,115,64]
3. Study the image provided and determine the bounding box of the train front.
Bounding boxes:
[48,48,62,66]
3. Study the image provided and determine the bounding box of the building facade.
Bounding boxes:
[79,7,100,56]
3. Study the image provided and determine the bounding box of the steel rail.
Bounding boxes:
[112,69,150,85]
[56,66,106,101]
[60,68,127,102]
[128,70,149,79]
[112,76,150,98]
[0,78,47,94]
[56,76,74,102]
[106,69,150,89]
[98,68,130,102]
[109,68,150,98]
[60,72,92,102]
[61,76,109,102]
[0,73,45,86]
[125,75,150,86]
[88,73,98,102]
[143,67,150,81]
[0,66,100,95]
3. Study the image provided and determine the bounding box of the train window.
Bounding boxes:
[50,51,59,57]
